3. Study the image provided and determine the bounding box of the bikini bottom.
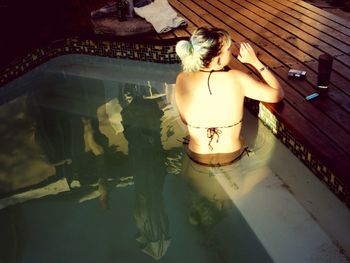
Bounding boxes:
[185,145,250,167]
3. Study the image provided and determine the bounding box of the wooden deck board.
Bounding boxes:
[288,0,350,31]
[263,0,350,41]
[247,0,350,54]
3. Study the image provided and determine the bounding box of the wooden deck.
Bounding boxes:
[0,0,349,201]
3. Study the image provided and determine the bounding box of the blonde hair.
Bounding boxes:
[176,27,231,72]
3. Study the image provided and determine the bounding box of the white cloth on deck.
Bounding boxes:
[134,0,187,33]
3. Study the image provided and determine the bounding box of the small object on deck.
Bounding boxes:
[305,92,319,101]
[90,2,118,19]
[288,69,307,79]
[116,0,129,22]
[91,1,134,19]
[317,53,333,90]
[134,0,187,33]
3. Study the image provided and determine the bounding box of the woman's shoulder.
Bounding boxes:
[176,71,187,84]
[216,69,242,84]
[176,71,196,88]
[228,68,252,79]
[223,69,251,85]
[225,68,244,77]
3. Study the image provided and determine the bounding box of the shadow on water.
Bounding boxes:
[121,95,171,260]
[0,71,274,262]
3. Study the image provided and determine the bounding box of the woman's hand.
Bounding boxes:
[237,42,259,65]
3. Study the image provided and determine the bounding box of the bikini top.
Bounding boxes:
[186,68,243,151]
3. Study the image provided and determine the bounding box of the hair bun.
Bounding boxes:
[175,40,193,59]
[176,40,203,72]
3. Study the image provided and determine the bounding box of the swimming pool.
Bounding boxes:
[0,55,349,263]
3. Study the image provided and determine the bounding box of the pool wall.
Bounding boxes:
[0,36,348,207]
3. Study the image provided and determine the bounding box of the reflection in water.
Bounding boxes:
[97,97,128,155]
[122,95,171,260]
[0,95,72,194]
[178,153,274,263]
[182,156,233,231]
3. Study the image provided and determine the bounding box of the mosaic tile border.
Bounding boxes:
[0,36,348,207]
[245,98,349,208]
[0,36,183,87]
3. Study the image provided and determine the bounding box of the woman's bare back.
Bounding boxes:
[176,70,245,154]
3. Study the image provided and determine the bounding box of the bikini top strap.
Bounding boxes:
[207,70,213,95]
[187,118,243,129]
[199,69,216,95]
[200,68,229,95]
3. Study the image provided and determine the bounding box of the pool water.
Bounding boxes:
[0,55,349,263]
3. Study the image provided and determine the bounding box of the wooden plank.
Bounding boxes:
[169,0,212,32]
[170,5,198,36]
[159,31,177,39]
[289,0,350,32]
[245,0,350,54]
[255,0,350,79]
[172,28,190,38]
[247,0,350,69]
[267,0,350,40]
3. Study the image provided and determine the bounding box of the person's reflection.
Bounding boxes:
[79,116,110,208]
[121,95,171,260]
[27,90,73,169]
[26,77,123,208]
[181,155,233,233]
[180,152,275,262]
[82,117,105,156]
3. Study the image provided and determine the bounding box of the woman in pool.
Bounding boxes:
[175,27,284,166]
